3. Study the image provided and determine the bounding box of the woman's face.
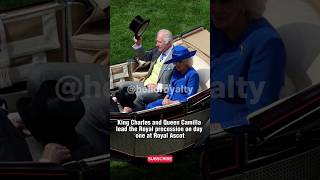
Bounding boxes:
[175,60,188,73]
[212,0,243,30]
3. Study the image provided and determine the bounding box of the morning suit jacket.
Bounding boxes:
[134,47,175,87]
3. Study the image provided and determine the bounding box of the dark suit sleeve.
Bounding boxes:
[134,47,155,62]
[0,109,32,161]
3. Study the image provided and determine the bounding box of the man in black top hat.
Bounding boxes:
[119,28,175,112]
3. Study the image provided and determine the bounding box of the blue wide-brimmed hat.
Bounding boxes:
[165,45,196,64]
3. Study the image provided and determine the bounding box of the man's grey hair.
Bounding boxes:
[157,29,173,44]
[240,0,268,20]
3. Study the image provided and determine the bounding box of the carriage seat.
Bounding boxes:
[246,0,320,137]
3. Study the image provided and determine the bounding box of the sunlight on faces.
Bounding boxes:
[156,32,171,52]
[174,59,189,73]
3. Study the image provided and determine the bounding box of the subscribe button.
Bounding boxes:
[147,155,173,164]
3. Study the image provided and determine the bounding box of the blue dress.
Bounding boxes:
[146,67,199,109]
[211,18,286,128]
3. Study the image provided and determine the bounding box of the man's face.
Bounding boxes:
[156,33,170,52]
[212,0,242,30]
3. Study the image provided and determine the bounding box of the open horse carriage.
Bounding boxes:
[109,27,211,157]
[0,0,211,178]
[110,1,320,179]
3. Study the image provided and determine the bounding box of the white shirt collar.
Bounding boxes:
[162,45,174,56]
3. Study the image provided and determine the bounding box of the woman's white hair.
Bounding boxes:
[240,0,268,20]
[157,29,173,44]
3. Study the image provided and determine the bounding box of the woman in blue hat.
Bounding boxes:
[211,0,286,128]
[146,45,199,109]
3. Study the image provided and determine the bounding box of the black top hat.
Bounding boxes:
[17,80,85,149]
[129,15,150,38]
[115,87,136,109]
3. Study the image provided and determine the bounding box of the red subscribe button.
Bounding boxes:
[147,155,173,164]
